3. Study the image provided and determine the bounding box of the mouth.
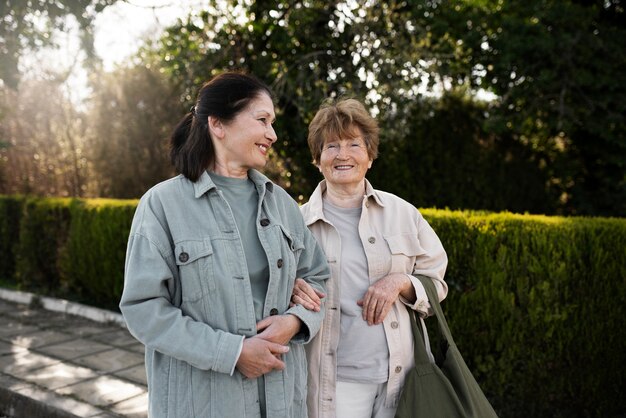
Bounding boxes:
[333,165,354,170]
[257,144,270,154]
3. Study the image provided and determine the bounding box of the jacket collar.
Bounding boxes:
[193,169,274,199]
[304,178,384,226]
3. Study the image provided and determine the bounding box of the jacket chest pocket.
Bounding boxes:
[175,239,214,302]
[384,233,426,274]
[278,225,305,297]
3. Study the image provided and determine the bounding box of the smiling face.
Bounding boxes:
[210,92,277,177]
[318,125,373,189]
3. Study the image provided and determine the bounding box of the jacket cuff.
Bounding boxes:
[400,274,432,317]
[213,332,246,374]
[285,304,324,344]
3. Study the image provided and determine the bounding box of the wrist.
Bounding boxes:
[286,313,303,334]
[399,274,417,301]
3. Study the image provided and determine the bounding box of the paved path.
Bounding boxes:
[0,294,147,418]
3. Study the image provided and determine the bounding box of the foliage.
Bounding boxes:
[371,90,555,213]
[419,0,626,215]
[0,79,89,196]
[0,195,24,281]
[0,0,119,89]
[149,0,625,216]
[13,197,72,292]
[2,194,625,416]
[58,198,136,310]
[422,209,626,417]
[86,63,179,198]
[1,0,624,216]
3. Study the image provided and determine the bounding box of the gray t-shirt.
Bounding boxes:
[323,199,389,383]
[209,172,270,416]
[208,172,269,321]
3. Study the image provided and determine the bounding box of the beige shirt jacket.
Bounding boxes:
[300,179,449,418]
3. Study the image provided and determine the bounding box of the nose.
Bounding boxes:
[266,124,277,143]
[336,144,349,159]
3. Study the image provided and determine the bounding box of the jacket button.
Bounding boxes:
[178,252,189,263]
[270,308,279,316]
[391,321,399,329]
[277,259,284,268]
[395,365,402,373]
[368,237,376,244]
[260,218,270,227]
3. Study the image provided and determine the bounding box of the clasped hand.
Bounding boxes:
[235,313,301,379]
[291,273,413,325]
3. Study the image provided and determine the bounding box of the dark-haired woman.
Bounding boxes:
[120,72,329,418]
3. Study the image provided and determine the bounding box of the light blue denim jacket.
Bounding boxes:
[120,170,329,418]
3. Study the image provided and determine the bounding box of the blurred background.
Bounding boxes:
[1,0,625,216]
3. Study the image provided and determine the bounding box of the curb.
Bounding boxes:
[0,288,125,327]
[0,382,81,418]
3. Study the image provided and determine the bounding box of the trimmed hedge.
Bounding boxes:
[1,195,624,417]
[0,196,24,282]
[14,197,72,292]
[422,210,626,418]
[58,198,137,311]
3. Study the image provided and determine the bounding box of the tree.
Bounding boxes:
[0,0,118,89]
[416,0,626,215]
[86,62,179,198]
[148,0,624,215]
[0,78,88,196]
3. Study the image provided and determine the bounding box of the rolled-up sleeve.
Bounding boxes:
[285,222,329,344]
[399,211,448,316]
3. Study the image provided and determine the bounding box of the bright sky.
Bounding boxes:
[94,0,209,70]
[19,0,208,103]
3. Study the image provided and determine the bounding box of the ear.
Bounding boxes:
[367,159,373,169]
[208,116,225,140]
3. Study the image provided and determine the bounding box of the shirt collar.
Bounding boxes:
[304,178,384,226]
[193,169,274,198]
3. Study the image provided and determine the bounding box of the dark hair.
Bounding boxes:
[170,71,273,181]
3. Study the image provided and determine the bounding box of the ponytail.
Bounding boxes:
[169,112,214,181]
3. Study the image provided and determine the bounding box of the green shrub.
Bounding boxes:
[14,197,72,293]
[58,198,137,311]
[422,210,626,418]
[0,195,24,282]
[1,195,625,417]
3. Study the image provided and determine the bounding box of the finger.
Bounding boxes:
[374,300,391,324]
[256,316,273,331]
[292,292,315,307]
[294,284,320,305]
[361,292,374,322]
[271,357,286,371]
[292,295,318,311]
[364,297,378,325]
[295,278,325,302]
[268,342,290,355]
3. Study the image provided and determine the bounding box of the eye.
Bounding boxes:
[326,143,338,149]
[259,117,268,124]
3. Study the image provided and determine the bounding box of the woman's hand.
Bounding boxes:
[357,273,414,325]
[236,337,289,379]
[256,314,302,345]
[290,278,325,312]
